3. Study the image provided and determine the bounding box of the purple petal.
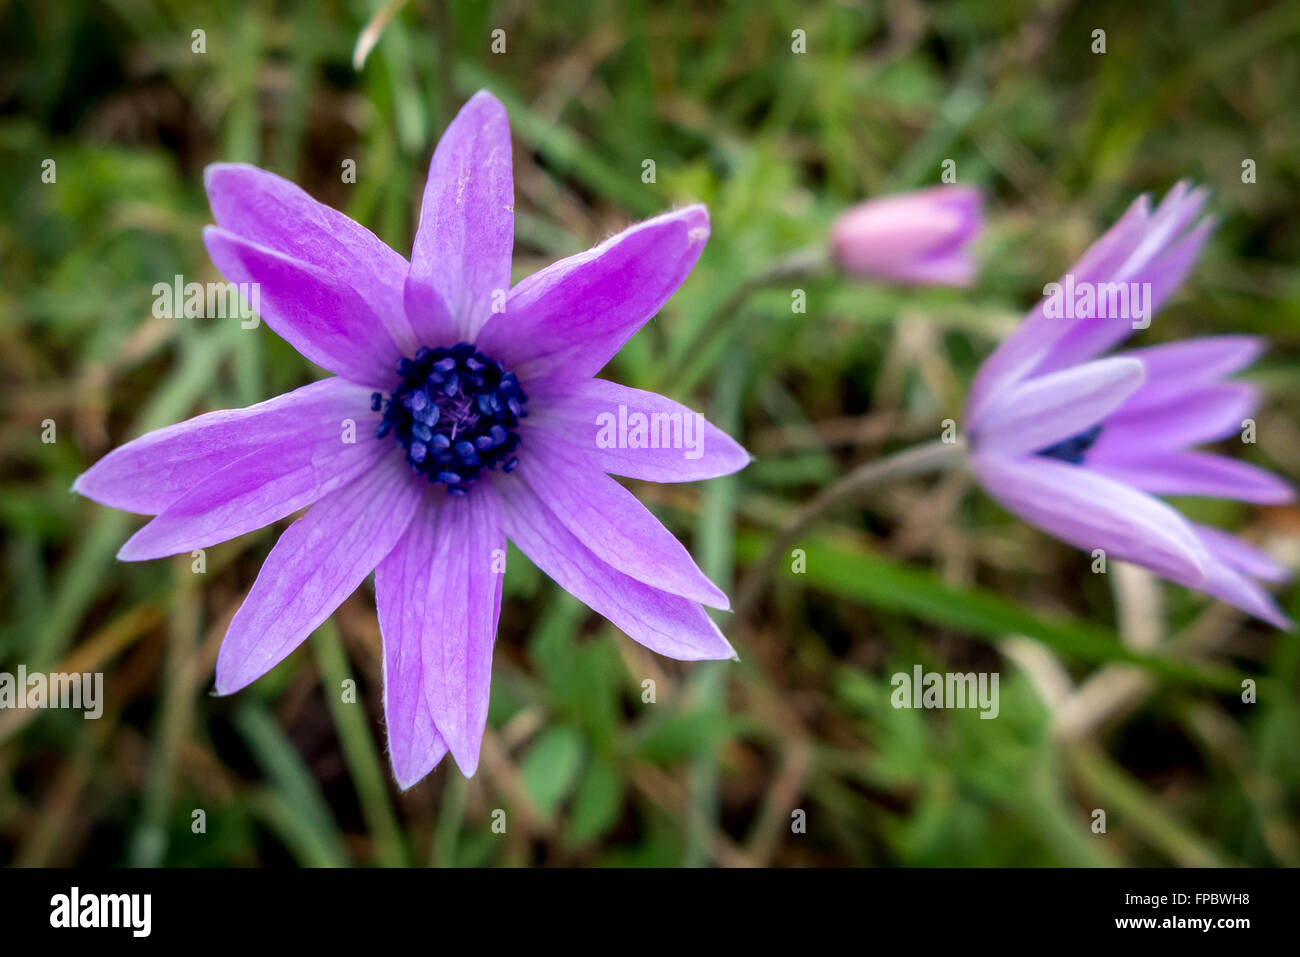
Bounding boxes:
[971,453,1209,586]
[1118,335,1266,409]
[1035,214,1215,374]
[966,193,1154,421]
[514,444,729,608]
[204,227,402,387]
[417,484,504,776]
[204,163,417,353]
[967,184,1211,421]
[402,275,459,352]
[1144,214,1216,307]
[1063,193,1158,279]
[970,357,1145,458]
[1114,181,1208,279]
[374,491,451,789]
[881,252,977,287]
[833,187,981,262]
[1092,382,1259,453]
[117,412,392,561]
[496,476,736,661]
[214,453,424,695]
[408,91,513,343]
[476,206,710,381]
[73,377,372,515]
[519,377,749,484]
[1088,450,1294,505]
[1198,555,1293,630]
[1193,523,1290,584]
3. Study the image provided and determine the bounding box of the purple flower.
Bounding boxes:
[74,91,749,788]
[966,182,1293,628]
[830,185,982,286]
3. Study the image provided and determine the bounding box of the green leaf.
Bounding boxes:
[520,726,585,818]
[233,704,347,867]
[735,529,1242,691]
[567,755,623,847]
[634,709,733,764]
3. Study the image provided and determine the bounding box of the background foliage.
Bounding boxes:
[2,0,1298,866]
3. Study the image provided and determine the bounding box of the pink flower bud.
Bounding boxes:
[830,185,983,286]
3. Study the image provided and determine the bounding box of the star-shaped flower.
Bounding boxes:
[75,91,749,788]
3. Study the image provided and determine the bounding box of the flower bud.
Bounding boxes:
[830,185,982,286]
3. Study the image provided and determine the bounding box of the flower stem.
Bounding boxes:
[731,438,966,622]
[671,245,830,390]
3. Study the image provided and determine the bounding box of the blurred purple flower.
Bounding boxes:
[74,91,749,788]
[966,182,1293,628]
[830,185,982,286]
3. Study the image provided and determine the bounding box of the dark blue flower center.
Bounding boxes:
[1035,424,1103,464]
[372,342,528,496]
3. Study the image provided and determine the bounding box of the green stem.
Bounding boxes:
[313,622,408,866]
[732,438,965,622]
[671,245,830,390]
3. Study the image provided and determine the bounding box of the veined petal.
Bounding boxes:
[515,444,729,609]
[375,491,451,789]
[1088,449,1294,505]
[497,477,736,661]
[73,378,373,515]
[970,357,1145,458]
[476,206,710,381]
[418,484,505,777]
[204,163,416,353]
[408,91,513,342]
[519,377,749,483]
[117,412,391,561]
[401,275,459,352]
[204,226,402,387]
[214,453,424,695]
[971,452,1209,586]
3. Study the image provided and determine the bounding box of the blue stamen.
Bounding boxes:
[1036,424,1103,464]
[373,342,529,489]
